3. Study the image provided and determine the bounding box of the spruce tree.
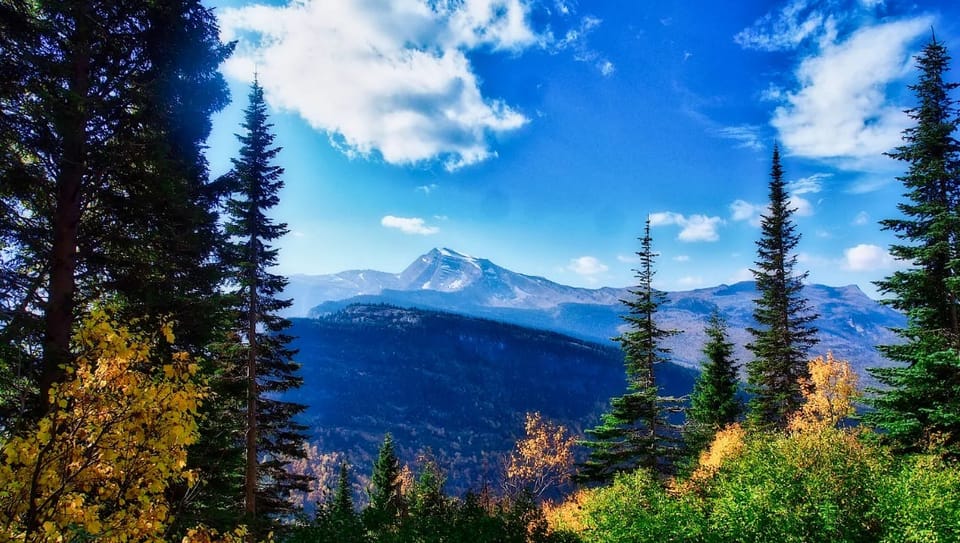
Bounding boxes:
[746,144,819,430]
[867,35,960,455]
[685,311,741,455]
[367,433,404,529]
[579,219,682,483]
[222,79,307,531]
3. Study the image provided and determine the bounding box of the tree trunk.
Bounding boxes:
[39,2,90,414]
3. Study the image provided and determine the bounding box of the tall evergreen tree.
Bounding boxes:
[867,35,960,455]
[0,0,231,422]
[222,80,307,532]
[579,219,682,483]
[746,144,819,430]
[685,311,741,456]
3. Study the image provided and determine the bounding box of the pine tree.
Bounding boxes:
[746,144,819,430]
[579,219,682,483]
[685,311,741,455]
[867,35,960,455]
[222,79,307,532]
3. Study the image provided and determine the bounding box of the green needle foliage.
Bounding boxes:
[685,311,741,457]
[579,219,682,483]
[746,144,819,430]
[868,35,960,457]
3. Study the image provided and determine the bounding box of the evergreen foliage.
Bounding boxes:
[579,219,682,483]
[0,1,231,424]
[366,433,405,531]
[868,35,960,456]
[746,145,819,430]
[685,311,741,456]
[221,80,307,532]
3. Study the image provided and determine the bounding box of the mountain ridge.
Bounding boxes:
[283,247,905,384]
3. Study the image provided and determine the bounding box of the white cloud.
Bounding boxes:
[788,173,830,194]
[554,15,614,77]
[853,211,870,225]
[730,199,764,227]
[568,256,609,275]
[729,267,754,283]
[598,60,616,77]
[617,254,641,264]
[842,243,896,271]
[790,195,815,217]
[713,125,764,151]
[735,0,827,51]
[650,212,723,242]
[771,17,932,164]
[416,183,439,195]
[219,1,539,171]
[673,255,690,262]
[676,276,705,288]
[381,215,440,235]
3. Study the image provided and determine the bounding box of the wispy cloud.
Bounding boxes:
[788,173,830,194]
[853,211,870,225]
[553,15,616,77]
[728,267,754,283]
[650,212,723,242]
[416,183,439,195]
[381,215,439,235]
[712,125,764,151]
[842,243,897,271]
[734,0,828,51]
[673,255,690,262]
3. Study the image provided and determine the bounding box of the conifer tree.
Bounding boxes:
[746,145,819,430]
[579,219,682,483]
[867,35,960,455]
[0,1,231,423]
[685,311,741,455]
[222,79,307,531]
[367,433,404,529]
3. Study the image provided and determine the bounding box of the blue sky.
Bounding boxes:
[203,0,960,298]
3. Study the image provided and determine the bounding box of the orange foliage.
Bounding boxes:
[788,352,860,433]
[503,412,578,497]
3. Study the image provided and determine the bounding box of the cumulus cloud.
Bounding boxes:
[219,1,544,171]
[728,267,754,283]
[790,195,815,217]
[842,243,896,271]
[853,211,870,225]
[381,215,440,235]
[649,212,723,242]
[730,200,765,227]
[616,254,641,264]
[770,17,932,164]
[568,256,609,275]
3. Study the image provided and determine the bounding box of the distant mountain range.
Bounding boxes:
[286,304,698,494]
[283,248,906,383]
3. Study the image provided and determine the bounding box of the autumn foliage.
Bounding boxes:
[0,310,247,542]
[504,412,577,498]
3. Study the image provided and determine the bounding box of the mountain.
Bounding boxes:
[285,248,906,384]
[286,304,698,494]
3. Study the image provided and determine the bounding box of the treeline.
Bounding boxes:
[0,1,958,541]
[0,2,304,540]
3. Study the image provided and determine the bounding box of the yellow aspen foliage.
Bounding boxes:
[788,352,860,433]
[678,423,747,494]
[503,412,578,498]
[542,488,594,535]
[0,309,207,542]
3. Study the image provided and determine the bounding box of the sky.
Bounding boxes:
[202,0,960,298]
